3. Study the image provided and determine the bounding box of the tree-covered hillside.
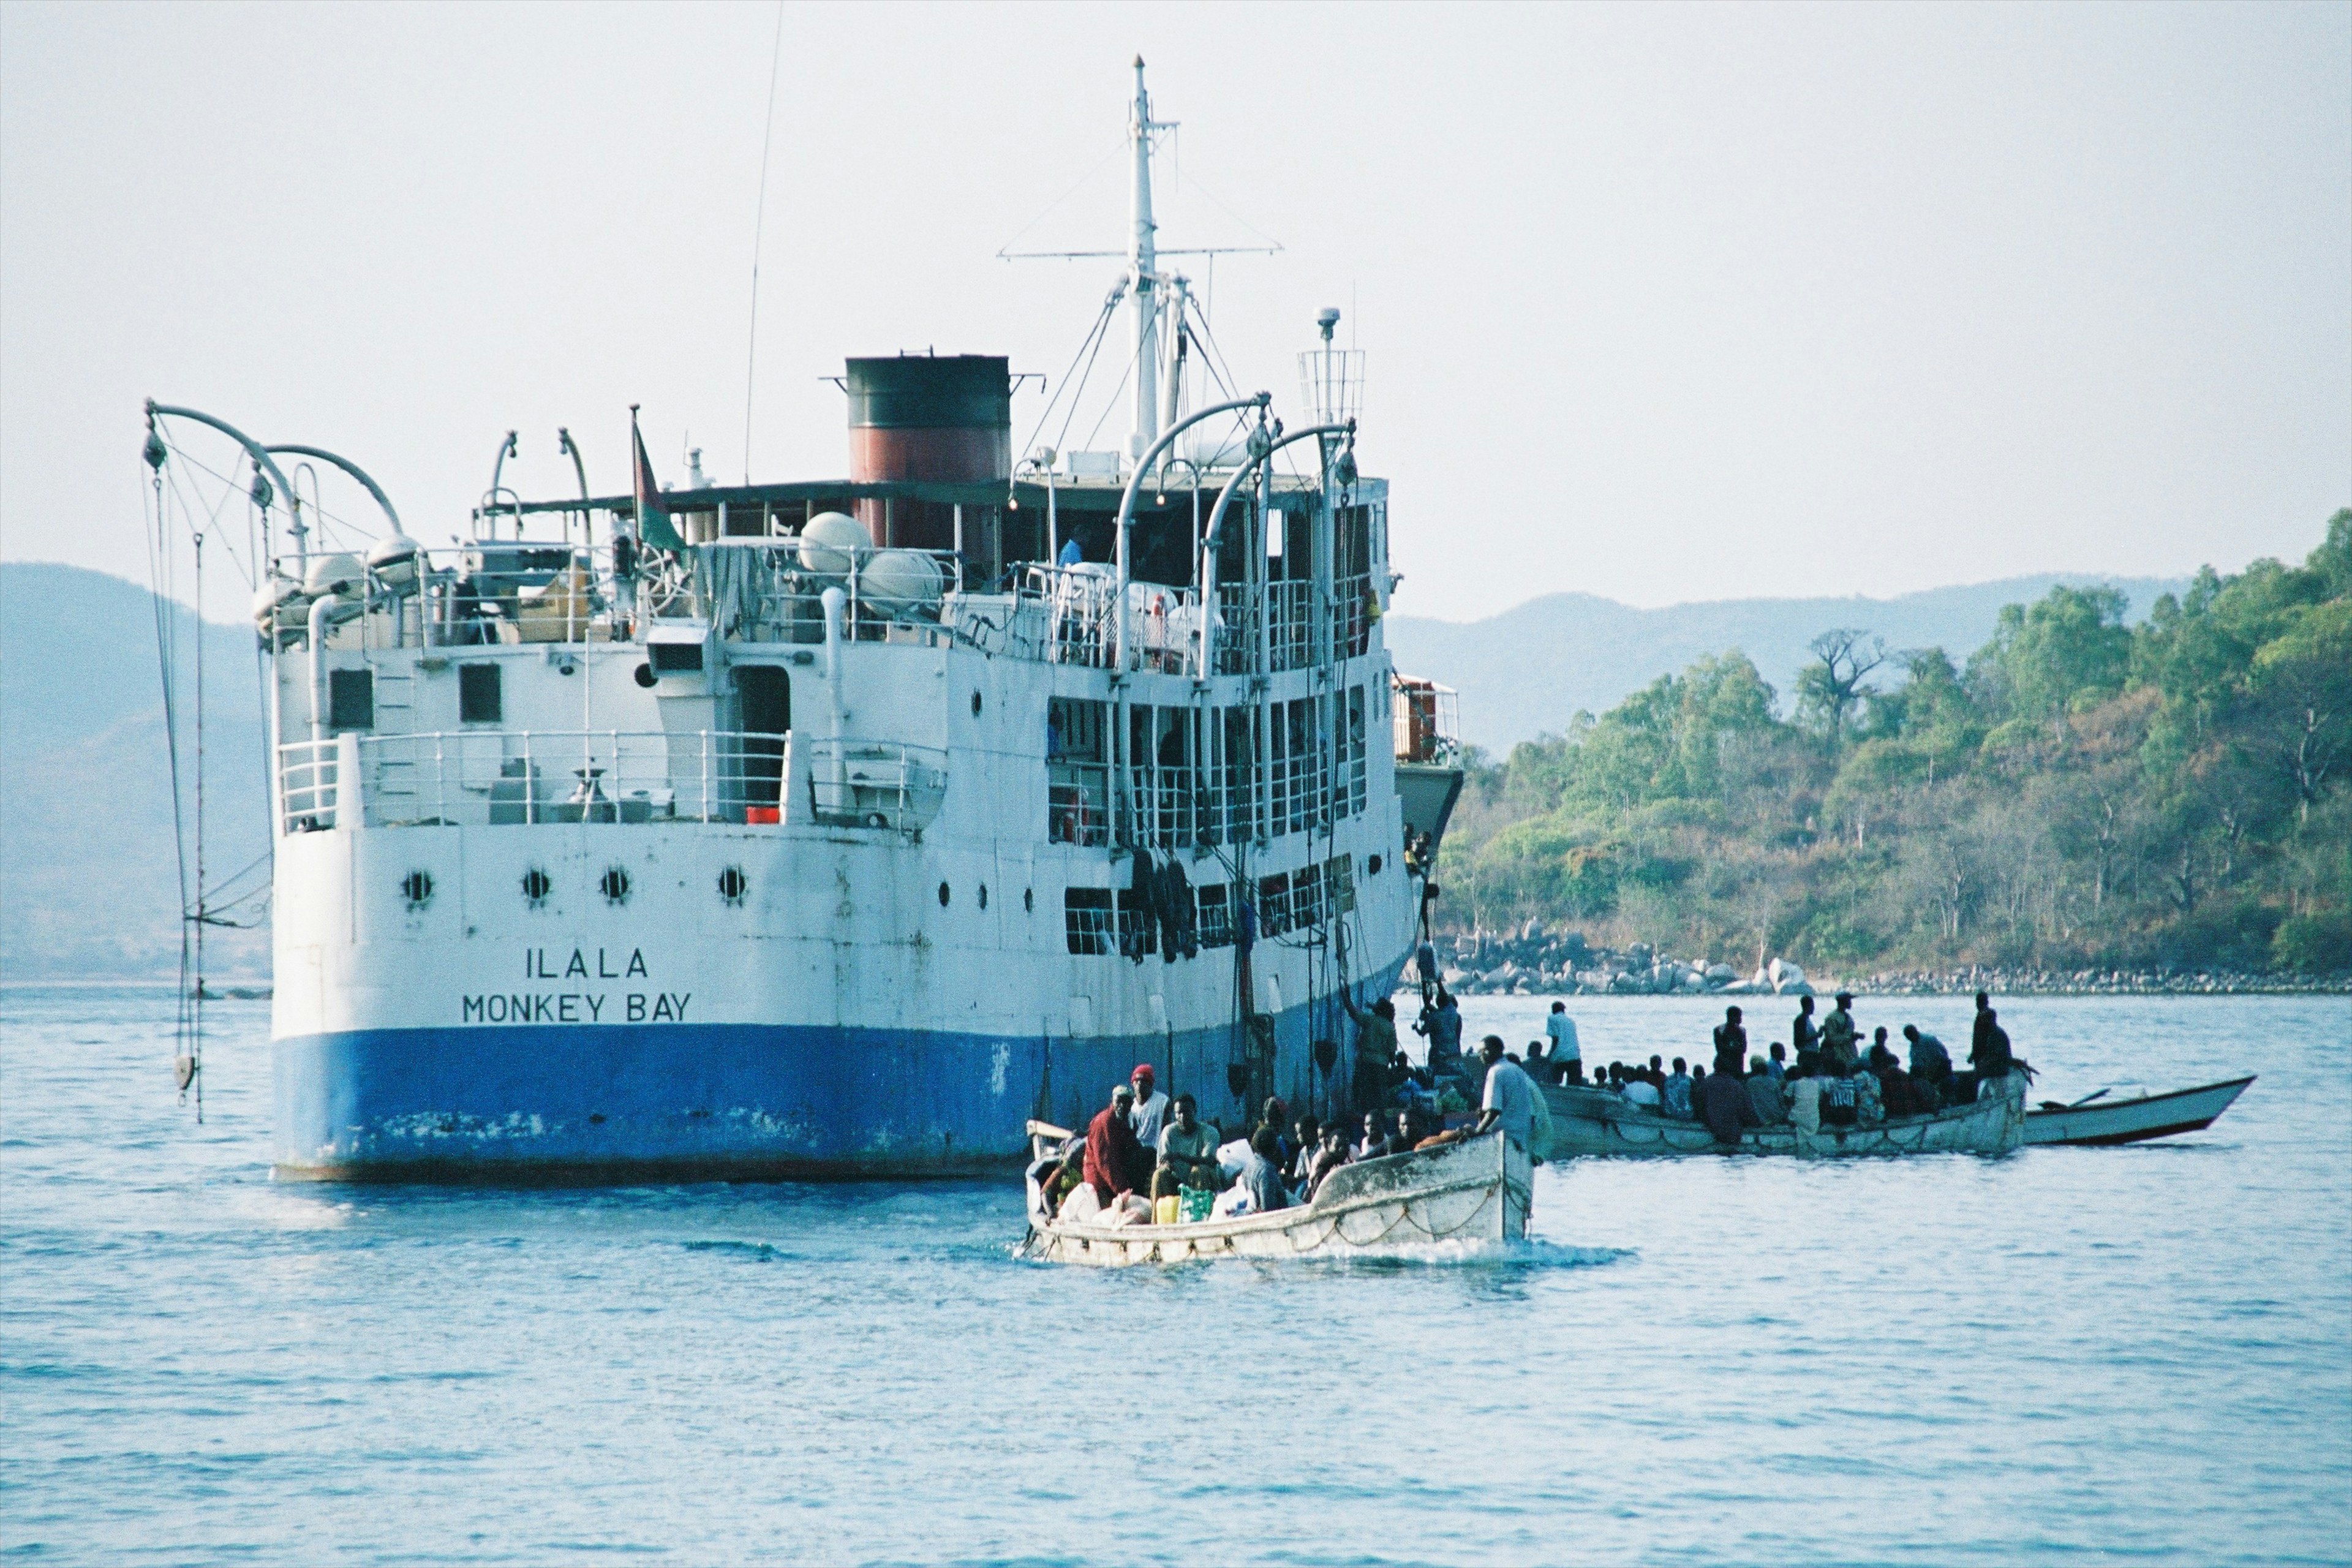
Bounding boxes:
[1439,513,2352,977]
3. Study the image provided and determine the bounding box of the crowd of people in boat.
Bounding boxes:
[1035,1036,1548,1229]
[1539,989,2025,1144]
[1033,989,2031,1223]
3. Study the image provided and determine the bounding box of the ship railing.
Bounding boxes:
[1392,676,1461,766]
[277,728,812,832]
[661,542,967,648]
[1048,761,1110,846]
[1208,570,1376,676]
[259,541,988,655]
[1018,564,1212,673]
[801,738,949,832]
[261,544,621,654]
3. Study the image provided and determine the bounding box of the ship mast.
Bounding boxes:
[1128,56,1163,462]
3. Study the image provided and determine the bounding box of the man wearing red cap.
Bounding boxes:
[1128,1064,1170,1152]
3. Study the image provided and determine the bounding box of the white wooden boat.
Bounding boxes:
[1535,1073,2027,1158]
[1017,1120,1531,1266]
[2027,1075,2255,1147]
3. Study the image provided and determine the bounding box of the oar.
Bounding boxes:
[2068,1088,2111,1108]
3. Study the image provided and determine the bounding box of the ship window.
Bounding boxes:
[1063,888,1114,956]
[1292,862,1324,929]
[1324,855,1355,914]
[1257,872,1291,937]
[649,640,704,674]
[459,663,502,724]
[1196,883,1232,949]
[329,668,374,731]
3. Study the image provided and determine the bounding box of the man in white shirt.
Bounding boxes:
[1544,1002,1582,1084]
[1468,1036,1551,1153]
[1127,1064,1169,1152]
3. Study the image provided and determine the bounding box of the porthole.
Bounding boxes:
[717,866,749,904]
[978,884,989,910]
[1368,854,1383,876]
[400,870,434,910]
[600,867,631,905]
[938,881,952,907]
[1024,888,1034,913]
[633,663,657,688]
[971,690,984,716]
[521,867,552,905]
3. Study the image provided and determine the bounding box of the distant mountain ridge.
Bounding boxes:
[1384,573,2191,753]
[2,562,268,979]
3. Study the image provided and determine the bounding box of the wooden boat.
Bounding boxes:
[2026,1075,2255,1147]
[1534,1072,2027,1158]
[1017,1120,1531,1266]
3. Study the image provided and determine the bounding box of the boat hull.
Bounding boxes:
[1536,1074,2026,1158]
[273,968,1403,1182]
[1020,1128,1531,1265]
[2025,1076,2255,1147]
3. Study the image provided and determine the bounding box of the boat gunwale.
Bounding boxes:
[1539,1076,2025,1156]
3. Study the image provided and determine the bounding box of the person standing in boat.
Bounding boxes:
[1820,992,1860,1073]
[1544,1001,1582,1085]
[1713,1007,1748,1075]
[1791,995,1821,1074]
[1416,989,1464,1074]
[1467,1036,1551,1152]
[1341,990,1400,1114]
[1964,1006,2015,1099]
[1127,1065,1170,1152]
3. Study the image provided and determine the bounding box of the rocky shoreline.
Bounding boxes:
[1434,924,2350,999]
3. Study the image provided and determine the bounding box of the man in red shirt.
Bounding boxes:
[1083,1084,1147,1202]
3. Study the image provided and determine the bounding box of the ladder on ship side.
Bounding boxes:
[369,668,418,810]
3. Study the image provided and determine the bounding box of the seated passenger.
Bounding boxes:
[1236,1127,1289,1213]
[1789,1072,1823,1134]
[1853,1068,1884,1125]
[1904,1024,1953,1095]
[1621,1072,1662,1111]
[1041,1143,1088,1212]
[1746,1057,1789,1125]
[1306,1127,1350,1197]
[1766,1042,1787,1082]
[1699,1057,1762,1147]
[1289,1115,1321,1180]
[1353,1110,1392,1161]
[1152,1093,1221,1199]
[1819,1071,1859,1128]
[1662,1059,1695,1120]
[1872,1052,1932,1119]
[1084,1084,1147,1202]
[1645,1055,1667,1090]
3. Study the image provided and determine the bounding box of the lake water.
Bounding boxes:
[4,987,2347,1564]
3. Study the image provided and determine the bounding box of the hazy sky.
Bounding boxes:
[2,1,2345,622]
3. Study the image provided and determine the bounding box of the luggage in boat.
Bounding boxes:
[1179,1186,1215,1223]
[1154,1194,1180,1226]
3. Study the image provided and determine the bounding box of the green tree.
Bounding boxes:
[1794,628,1887,747]
[1969,584,2132,726]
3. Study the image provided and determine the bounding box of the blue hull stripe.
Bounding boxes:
[276,967,1403,1181]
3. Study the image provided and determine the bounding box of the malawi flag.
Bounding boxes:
[631,423,688,551]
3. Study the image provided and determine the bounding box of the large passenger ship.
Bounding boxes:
[156,62,1463,1180]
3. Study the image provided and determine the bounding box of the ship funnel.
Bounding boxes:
[845,354,1010,554]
